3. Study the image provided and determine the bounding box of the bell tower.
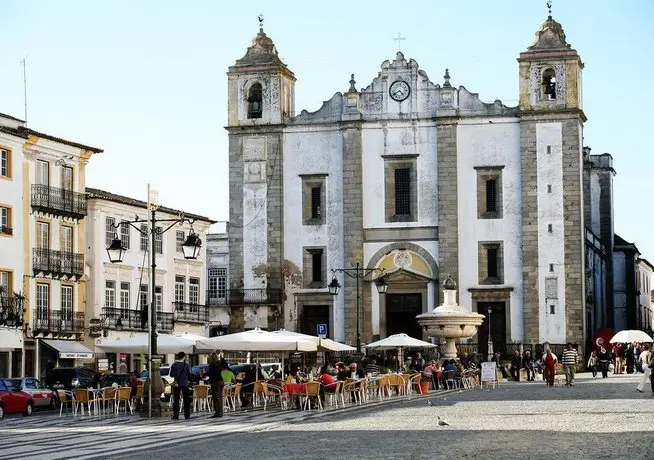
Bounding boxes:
[226,17,295,331]
[518,5,587,350]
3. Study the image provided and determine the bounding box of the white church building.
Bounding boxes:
[226,11,602,356]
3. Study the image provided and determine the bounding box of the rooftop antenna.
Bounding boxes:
[20,57,28,123]
[394,32,406,52]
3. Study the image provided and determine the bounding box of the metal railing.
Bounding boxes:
[206,288,283,306]
[101,307,174,332]
[32,309,84,334]
[0,225,12,236]
[31,184,87,219]
[173,302,208,323]
[32,248,84,278]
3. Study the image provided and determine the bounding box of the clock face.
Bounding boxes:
[389,80,410,102]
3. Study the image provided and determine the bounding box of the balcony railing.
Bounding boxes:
[31,184,87,219]
[173,302,209,323]
[101,307,174,332]
[0,225,12,236]
[32,309,84,334]
[33,248,84,279]
[206,288,283,306]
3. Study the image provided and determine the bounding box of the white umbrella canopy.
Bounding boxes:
[195,328,318,353]
[609,330,654,344]
[97,333,196,354]
[365,333,437,350]
[270,330,356,352]
[175,332,208,342]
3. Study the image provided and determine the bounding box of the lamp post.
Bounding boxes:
[106,193,202,418]
[487,305,494,362]
[328,263,387,352]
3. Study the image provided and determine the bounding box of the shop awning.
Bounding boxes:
[43,339,94,360]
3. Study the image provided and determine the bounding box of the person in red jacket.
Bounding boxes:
[543,349,558,387]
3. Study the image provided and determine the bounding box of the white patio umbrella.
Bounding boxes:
[365,333,437,350]
[175,332,208,342]
[270,330,356,352]
[195,328,318,353]
[97,333,196,354]
[609,330,654,344]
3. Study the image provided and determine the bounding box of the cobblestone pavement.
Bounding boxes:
[123,373,654,460]
[0,373,651,459]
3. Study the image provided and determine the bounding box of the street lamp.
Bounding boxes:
[105,201,202,418]
[328,263,386,352]
[487,305,494,362]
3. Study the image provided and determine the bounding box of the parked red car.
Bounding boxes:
[0,379,34,419]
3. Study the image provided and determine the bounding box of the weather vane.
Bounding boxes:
[394,32,406,52]
[547,0,552,16]
[258,13,264,31]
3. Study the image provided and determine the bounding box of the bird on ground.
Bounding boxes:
[437,416,449,426]
[427,400,437,407]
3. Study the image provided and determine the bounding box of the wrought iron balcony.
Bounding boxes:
[0,293,25,328]
[173,302,209,323]
[33,248,84,279]
[101,307,174,332]
[31,184,87,219]
[206,288,283,306]
[0,225,12,236]
[32,309,84,335]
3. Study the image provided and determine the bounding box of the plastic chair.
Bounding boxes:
[74,389,91,416]
[302,382,322,410]
[57,390,74,416]
[193,385,211,412]
[115,387,133,414]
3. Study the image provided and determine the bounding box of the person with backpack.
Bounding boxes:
[169,351,192,420]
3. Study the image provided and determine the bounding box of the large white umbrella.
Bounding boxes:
[609,330,654,344]
[270,330,356,352]
[97,333,196,354]
[195,328,318,353]
[175,332,208,342]
[365,333,437,350]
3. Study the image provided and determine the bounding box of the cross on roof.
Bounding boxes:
[394,33,406,52]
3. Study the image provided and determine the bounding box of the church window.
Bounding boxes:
[478,241,503,285]
[383,155,418,223]
[547,184,552,193]
[548,224,553,233]
[394,168,411,216]
[301,174,327,225]
[475,166,504,219]
[546,145,552,154]
[247,83,263,119]
[549,305,556,314]
[303,247,326,289]
[542,68,556,101]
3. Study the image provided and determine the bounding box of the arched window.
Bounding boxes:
[247,83,263,119]
[542,68,556,101]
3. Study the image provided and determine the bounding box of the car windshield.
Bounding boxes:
[3,379,22,391]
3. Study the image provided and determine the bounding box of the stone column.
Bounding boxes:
[436,120,459,286]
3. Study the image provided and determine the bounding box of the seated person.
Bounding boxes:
[318,366,337,404]
[268,364,282,379]
[348,362,365,379]
[510,350,522,381]
[221,366,235,385]
[335,362,348,381]
[522,350,535,381]
[442,359,457,386]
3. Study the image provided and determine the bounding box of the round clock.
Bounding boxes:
[389,80,410,102]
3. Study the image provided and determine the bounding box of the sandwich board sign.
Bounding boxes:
[481,361,497,388]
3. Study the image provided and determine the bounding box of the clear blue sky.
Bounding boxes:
[1,1,652,257]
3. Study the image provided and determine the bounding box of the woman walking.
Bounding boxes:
[208,350,228,418]
[635,344,651,393]
[598,346,611,378]
[587,350,599,378]
[542,349,557,387]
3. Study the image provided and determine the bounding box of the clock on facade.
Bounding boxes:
[389,80,410,102]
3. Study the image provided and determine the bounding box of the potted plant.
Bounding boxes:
[418,374,430,394]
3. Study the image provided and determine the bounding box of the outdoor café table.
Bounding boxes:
[88,388,104,415]
[282,383,307,395]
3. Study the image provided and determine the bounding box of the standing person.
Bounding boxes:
[635,344,651,393]
[587,350,599,378]
[613,343,624,374]
[510,350,522,381]
[208,351,227,418]
[561,343,579,386]
[598,346,611,378]
[169,351,192,420]
[542,349,557,387]
[626,344,635,374]
[523,351,535,381]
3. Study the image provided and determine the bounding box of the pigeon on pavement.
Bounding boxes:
[427,400,437,407]
[437,416,449,426]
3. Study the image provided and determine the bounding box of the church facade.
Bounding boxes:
[226,12,606,355]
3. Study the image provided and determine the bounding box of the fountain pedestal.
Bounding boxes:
[416,276,485,359]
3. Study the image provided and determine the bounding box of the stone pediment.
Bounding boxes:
[382,268,433,283]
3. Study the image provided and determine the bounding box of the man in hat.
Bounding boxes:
[169,351,192,420]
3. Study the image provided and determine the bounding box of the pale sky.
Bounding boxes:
[1,0,652,257]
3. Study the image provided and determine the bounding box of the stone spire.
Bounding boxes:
[528,2,571,51]
[348,74,357,92]
[232,14,286,68]
[443,69,451,88]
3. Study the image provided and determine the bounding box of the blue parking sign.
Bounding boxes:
[317,323,328,338]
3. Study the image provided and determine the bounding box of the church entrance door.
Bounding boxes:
[477,302,507,359]
[386,294,423,339]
